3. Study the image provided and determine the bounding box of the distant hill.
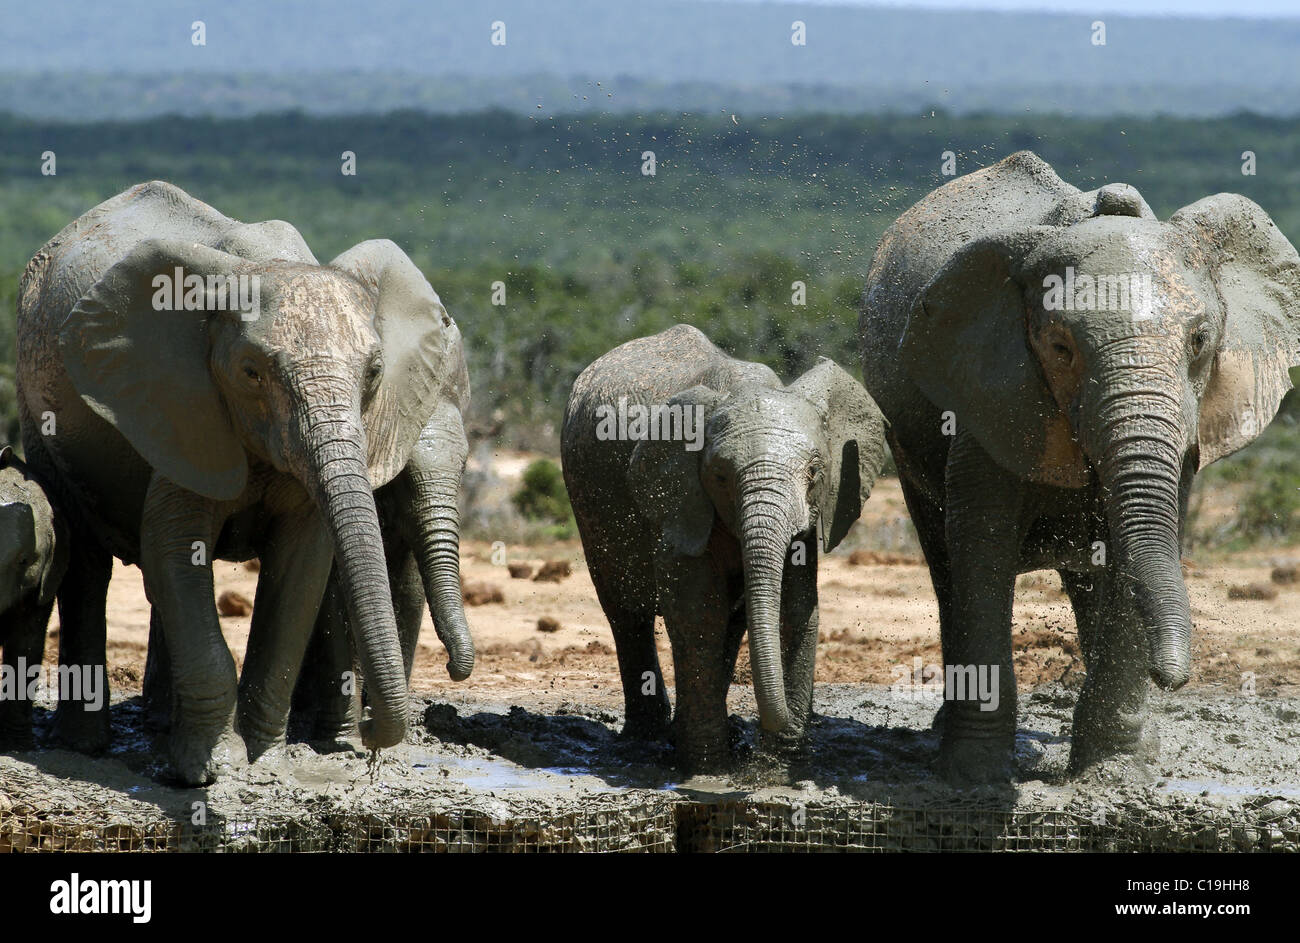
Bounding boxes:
[1,0,1298,118]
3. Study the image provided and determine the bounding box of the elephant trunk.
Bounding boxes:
[737,468,793,736]
[1091,377,1192,690]
[406,462,475,681]
[300,407,409,749]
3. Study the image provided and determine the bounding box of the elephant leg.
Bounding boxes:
[391,545,425,685]
[658,554,732,772]
[51,538,113,753]
[292,568,360,745]
[588,565,669,740]
[770,537,818,756]
[1062,567,1156,776]
[237,508,334,761]
[139,476,245,785]
[142,607,171,732]
[939,432,1025,785]
[898,474,956,733]
[0,599,53,749]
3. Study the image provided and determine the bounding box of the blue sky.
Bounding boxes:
[718,0,1300,17]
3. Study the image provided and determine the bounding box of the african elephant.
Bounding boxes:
[562,325,887,771]
[17,181,464,784]
[291,371,475,742]
[0,446,68,748]
[859,151,1300,783]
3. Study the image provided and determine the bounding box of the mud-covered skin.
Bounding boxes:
[0,448,68,748]
[562,325,886,772]
[860,151,1300,784]
[17,182,464,784]
[291,398,476,745]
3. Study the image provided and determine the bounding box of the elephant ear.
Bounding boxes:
[900,228,1089,488]
[1170,194,1300,468]
[627,386,720,558]
[329,240,466,487]
[59,238,249,501]
[788,358,889,552]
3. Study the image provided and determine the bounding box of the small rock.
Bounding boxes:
[461,580,504,606]
[217,590,254,617]
[508,563,534,580]
[537,616,561,633]
[533,559,572,582]
[1227,583,1278,601]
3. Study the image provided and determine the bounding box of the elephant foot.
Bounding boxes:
[929,698,953,733]
[310,736,366,757]
[247,740,294,776]
[619,712,672,743]
[52,703,112,754]
[165,725,248,786]
[937,732,1014,786]
[1068,719,1159,780]
[1068,695,1157,779]
[1069,752,1155,786]
[757,725,808,764]
[242,732,286,765]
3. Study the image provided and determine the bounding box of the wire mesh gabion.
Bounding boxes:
[1,797,1295,853]
[0,801,678,854]
[674,800,1300,853]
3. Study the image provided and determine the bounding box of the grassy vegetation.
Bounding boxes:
[512,459,577,540]
[2,109,1298,544]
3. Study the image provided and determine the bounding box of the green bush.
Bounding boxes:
[512,459,576,538]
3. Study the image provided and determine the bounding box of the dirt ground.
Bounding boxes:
[4,472,1300,851]
[82,476,1300,709]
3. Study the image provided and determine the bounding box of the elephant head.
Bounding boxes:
[900,188,1300,691]
[629,359,886,737]
[59,237,459,750]
[0,446,62,615]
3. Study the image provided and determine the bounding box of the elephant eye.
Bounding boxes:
[1190,328,1210,358]
[241,362,262,386]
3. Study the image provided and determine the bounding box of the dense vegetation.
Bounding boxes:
[2,108,1298,542]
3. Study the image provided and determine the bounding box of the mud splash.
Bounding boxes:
[1,683,1296,851]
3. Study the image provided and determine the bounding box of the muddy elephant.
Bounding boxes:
[562,325,887,771]
[17,181,465,784]
[859,151,1300,783]
[291,377,475,742]
[0,446,68,748]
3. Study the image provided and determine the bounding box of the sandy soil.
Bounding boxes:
[4,474,1299,851]
[76,477,1300,710]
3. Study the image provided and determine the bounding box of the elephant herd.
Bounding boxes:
[2,151,1298,787]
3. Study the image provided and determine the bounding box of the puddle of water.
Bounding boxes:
[411,754,601,792]
[1158,779,1300,798]
[410,754,682,793]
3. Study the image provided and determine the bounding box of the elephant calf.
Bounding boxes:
[860,150,1300,784]
[562,325,887,771]
[0,446,68,747]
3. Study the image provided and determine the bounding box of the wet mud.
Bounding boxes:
[1,681,1296,851]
